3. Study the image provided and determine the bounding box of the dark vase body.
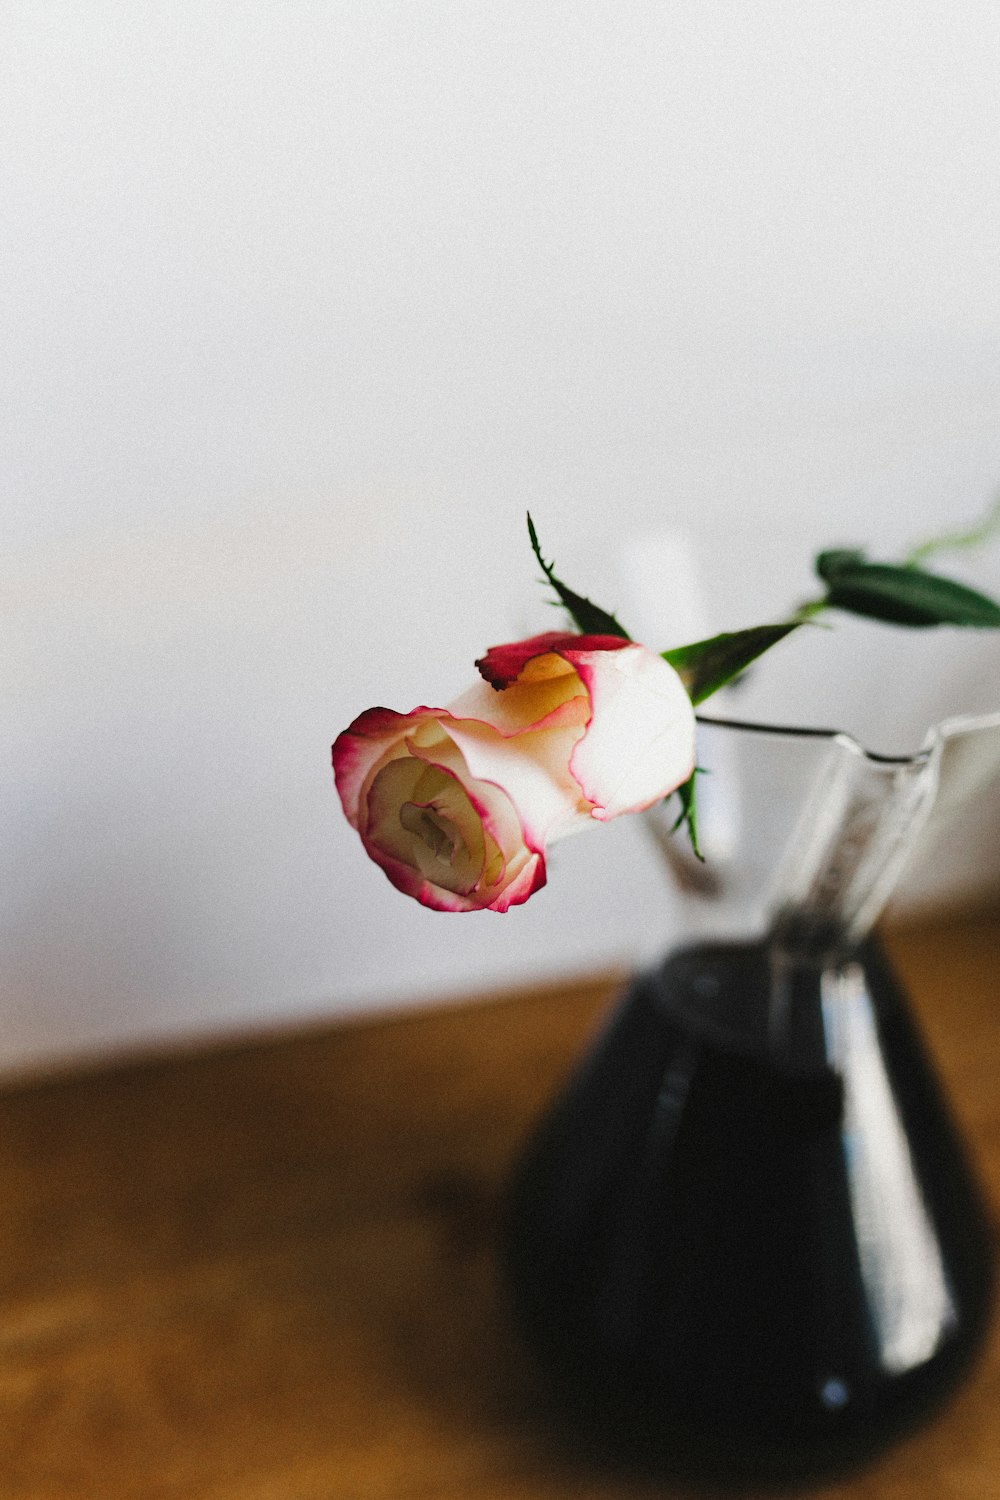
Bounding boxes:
[507,937,994,1486]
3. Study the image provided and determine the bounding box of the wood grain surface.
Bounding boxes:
[0,910,997,1499]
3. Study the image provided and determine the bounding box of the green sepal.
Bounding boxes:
[663,623,800,705]
[669,769,704,862]
[816,552,1000,628]
[526,513,630,639]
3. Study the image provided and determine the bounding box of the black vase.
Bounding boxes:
[506,716,998,1486]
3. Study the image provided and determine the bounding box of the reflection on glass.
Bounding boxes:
[822,962,955,1373]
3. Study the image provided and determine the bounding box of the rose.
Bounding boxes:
[333,631,696,912]
[332,630,696,912]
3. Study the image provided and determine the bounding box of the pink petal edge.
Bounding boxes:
[361,827,546,912]
[475,631,631,690]
[485,850,547,911]
[332,704,447,826]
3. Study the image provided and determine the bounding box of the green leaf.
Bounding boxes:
[816,548,867,583]
[663,623,801,705]
[817,556,1000,628]
[669,769,704,861]
[526,513,630,639]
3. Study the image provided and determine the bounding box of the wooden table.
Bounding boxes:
[0,910,997,1499]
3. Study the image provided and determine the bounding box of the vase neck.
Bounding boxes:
[648,713,1000,965]
[766,741,940,965]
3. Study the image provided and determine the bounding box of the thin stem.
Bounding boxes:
[904,495,1000,567]
[789,596,830,624]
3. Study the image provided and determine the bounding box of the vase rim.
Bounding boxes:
[695,709,1000,766]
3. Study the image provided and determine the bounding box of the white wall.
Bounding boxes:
[4,2,1000,1076]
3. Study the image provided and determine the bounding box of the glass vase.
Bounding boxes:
[506,710,1000,1487]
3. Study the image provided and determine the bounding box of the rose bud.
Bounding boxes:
[332,631,696,912]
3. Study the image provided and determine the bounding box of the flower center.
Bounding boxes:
[399,801,458,865]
